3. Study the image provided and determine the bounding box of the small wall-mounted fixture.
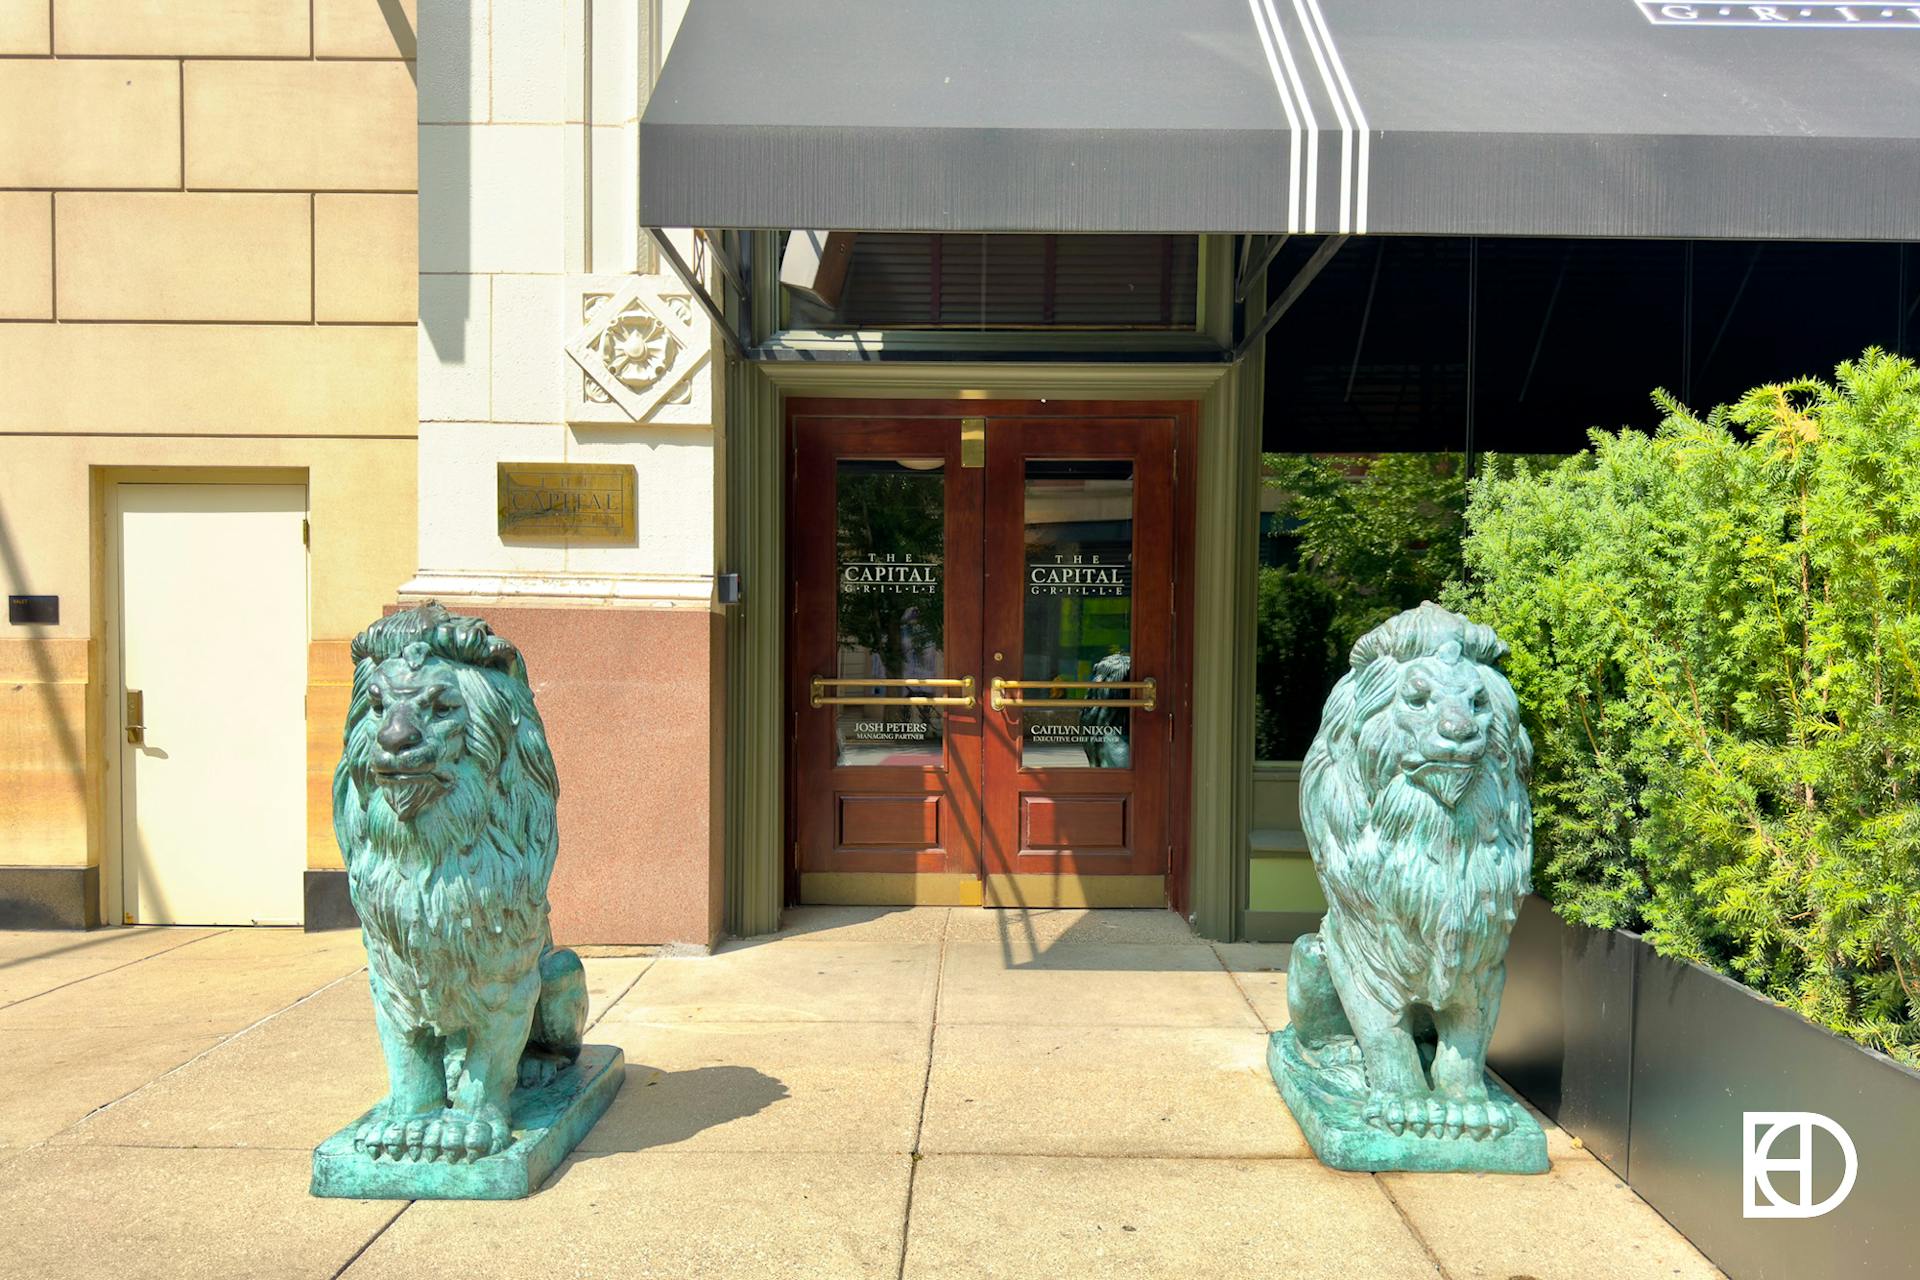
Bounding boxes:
[717,573,743,605]
[7,595,58,625]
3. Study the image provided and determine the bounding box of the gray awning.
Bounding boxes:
[640,0,1920,241]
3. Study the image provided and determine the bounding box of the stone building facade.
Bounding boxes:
[0,0,418,926]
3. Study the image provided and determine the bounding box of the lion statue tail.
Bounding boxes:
[1286,933,1355,1048]
[529,944,588,1062]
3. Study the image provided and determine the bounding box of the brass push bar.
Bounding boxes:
[990,677,1157,713]
[810,676,977,709]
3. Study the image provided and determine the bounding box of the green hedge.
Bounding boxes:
[1447,350,1920,1064]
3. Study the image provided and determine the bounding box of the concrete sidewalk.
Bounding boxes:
[0,910,1720,1279]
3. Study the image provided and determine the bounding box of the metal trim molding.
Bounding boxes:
[799,873,985,907]
[981,874,1167,910]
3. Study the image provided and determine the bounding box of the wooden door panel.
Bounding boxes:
[1021,795,1128,851]
[790,416,984,904]
[981,417,1175,900]
[838,794,942,847]
[788,399,1194,911]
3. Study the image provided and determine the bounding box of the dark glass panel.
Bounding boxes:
[834,459,947,767]
[1021,460,1134,769]
[1689,241,1903,408]
[1262,236,1470,454]
[785,233,1199,331]
[1474,238,1685,451]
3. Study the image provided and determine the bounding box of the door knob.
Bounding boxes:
[125,690,145,746]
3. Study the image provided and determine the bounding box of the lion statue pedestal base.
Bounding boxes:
[313,1045,624,1200]
[1269,934,1546,1172]
[1270,603,1550,1176]
[1268,1025,1545,1173]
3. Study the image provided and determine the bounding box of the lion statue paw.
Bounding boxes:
[355,1103,514,1164]
[1362,1091,1518,1141]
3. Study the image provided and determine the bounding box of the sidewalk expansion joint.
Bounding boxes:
[1377,1174,1456,1280]
[1,927,233,1013]
[330,1200,411,1279]
[895,908,952,1280]
[55,966,368,1137]
[585,959,657,1032]
[1208,940,1278,1032]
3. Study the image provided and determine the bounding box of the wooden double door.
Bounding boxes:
[789,401,1193,908]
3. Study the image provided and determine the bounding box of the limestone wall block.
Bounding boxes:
[0,192,52,319]
[57,192,311,322]
[419,273,492,421]
[184,60,415,191]
[314,0,416,58]
[316,194,418,323]
[0,0,48,54]
[54,0,309,56]
[0,60,179,187]
[0,324,414,435]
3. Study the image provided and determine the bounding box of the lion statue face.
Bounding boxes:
[364,646,474,820]
[1385,649,1495,810]
[334,603,558,881]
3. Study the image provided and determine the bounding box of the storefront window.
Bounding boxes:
[833,460,947,766]
[1688,241,1906,408]
[783,232,1200,331]
[1021,460,1135,769]
[1255,453,1468,762]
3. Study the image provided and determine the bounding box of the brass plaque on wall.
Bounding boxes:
[497,463,637,540]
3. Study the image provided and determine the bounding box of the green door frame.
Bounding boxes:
[719,233,1264,940]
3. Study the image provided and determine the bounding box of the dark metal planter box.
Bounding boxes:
[1491,896,1920,1280]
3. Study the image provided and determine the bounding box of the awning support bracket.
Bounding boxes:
[694,229,747,305]
[1233,235,1346,363]
[647,227,747,359]
[1235,234,1290,303]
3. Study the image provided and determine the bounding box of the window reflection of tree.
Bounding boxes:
[1255,453,1467,761]
[835,466,946,684]
[1022,464,1134,769]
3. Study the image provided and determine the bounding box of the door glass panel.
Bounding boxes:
[834,459,947,766]
[1021,459,1134,768]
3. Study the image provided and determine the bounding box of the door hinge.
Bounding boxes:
[301,518,310,547]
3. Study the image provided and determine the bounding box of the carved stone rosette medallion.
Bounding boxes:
[564,273,713,425]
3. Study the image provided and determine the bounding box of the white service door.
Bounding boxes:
[118,484,308,925]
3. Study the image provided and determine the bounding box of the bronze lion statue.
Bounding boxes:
[1276,602,1541,1167]
[332,603,586,1164]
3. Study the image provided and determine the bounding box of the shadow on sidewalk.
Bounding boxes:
[554,1063,791,1172]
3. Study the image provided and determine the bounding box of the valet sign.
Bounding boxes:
[1639,1,1920,24]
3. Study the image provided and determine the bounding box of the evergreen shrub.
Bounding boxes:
[1447,350,1920,1063]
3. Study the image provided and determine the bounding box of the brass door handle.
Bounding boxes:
[990,677,1156,712]
[810,676,977,709]
[125,689,145,745]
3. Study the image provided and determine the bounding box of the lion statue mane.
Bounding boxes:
[1287,601,1534,1144]
[333,602,586,1164]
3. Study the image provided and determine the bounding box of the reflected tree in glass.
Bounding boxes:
[1255,453,1467,760]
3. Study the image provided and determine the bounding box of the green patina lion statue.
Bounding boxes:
[331,603,587,1166]
[1270,601,1548,1173]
